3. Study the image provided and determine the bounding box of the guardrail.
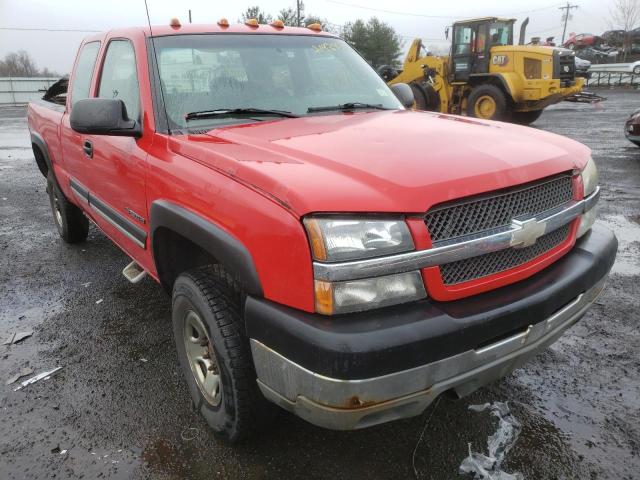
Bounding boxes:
[0,77,60,106]
[585,72,640,87]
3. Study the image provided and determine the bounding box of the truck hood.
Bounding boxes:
[169,110,590,216]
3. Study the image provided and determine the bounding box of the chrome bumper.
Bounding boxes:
[251,277,606,430]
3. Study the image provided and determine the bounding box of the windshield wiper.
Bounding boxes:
[307,102,391,113]
[185,108,299,121]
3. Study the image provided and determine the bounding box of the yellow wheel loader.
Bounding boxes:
[383,17,596,124]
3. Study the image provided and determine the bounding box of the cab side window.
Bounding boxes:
[98,40,140,121]
[70,42,100,107]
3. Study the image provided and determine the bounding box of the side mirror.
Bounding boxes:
[70,98,141,137]
[390,83,415,108]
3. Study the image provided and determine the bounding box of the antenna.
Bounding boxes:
[144,0,171,135]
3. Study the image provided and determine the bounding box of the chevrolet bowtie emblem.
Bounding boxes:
[510,218,547,248]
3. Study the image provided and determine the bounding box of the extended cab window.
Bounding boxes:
[98,40,140,121]
[154,34,401,129]
[70,42,100,107]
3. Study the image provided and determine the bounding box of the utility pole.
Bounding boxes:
[559,2,579,44]
[296,0,301,27]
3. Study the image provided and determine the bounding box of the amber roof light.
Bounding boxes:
[307,23,322,31]
[217,18,229,27]
[270,19,285,28]
[169,17,181,28]
[244,18,259,27]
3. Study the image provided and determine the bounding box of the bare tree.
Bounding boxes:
[0,50,38,77]
[610,0,640,59]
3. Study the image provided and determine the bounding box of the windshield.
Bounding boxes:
[153,34,402,130]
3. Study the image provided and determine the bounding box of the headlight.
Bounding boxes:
[578,156,598,238]
[581,156,598,197]
[303,216,414,262]
[314,271,427,315]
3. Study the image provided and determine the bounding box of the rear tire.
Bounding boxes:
[46,172,88,243]
[172,265,275,442]
[466,84,510,121]
[511,110,544,125]
[408,82,440,112]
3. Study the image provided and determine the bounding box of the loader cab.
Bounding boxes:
[451,18,515,82]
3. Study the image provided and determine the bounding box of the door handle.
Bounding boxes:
[83,140,93,158]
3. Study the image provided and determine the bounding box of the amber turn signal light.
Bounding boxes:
[314,280,334,315]
[303,218,327,261]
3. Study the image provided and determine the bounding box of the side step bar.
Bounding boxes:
[122,261,147,284]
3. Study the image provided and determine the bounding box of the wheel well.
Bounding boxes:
[468,76,512,101]
[32,143,49,177]
[153,227,219,292]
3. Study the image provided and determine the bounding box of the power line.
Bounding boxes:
[0,27,100,33]
[324,0,564,19]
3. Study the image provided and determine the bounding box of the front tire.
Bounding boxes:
[511,110,544,125]
[172,265,274,442]
[633,65,640,75]
[46,172,88,243]
[466,84,510,121]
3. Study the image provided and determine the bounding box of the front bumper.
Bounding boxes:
[246,225,617,430]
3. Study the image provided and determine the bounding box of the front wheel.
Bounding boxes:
[633,65,640,75]
[466,85,510,121]
[172,265,275,442]
[511,110,544,125]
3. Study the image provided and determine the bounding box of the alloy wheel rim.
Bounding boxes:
[183,310,222,406]
[53,191,63,227]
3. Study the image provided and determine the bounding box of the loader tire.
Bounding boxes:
[467,85,510,121]
[410,83,440,111]
[511,110,544,125]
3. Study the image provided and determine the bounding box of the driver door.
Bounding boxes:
[452,25,476,82]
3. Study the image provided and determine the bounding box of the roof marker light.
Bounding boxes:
[270,19,285,28]
[245,18,259,27]
[217,18,229,27]
[169,17,181,28]
[307,23,322,31]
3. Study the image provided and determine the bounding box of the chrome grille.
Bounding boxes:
[439,224,571,285]
[424,175,574,244]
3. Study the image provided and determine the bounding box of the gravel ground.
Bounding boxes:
[1,90,639,480]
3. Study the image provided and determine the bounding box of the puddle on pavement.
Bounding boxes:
[597,215,640,275]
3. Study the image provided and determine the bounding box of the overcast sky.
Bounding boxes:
[0,0,615,74]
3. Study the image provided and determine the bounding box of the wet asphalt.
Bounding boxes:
[1,90,639,479]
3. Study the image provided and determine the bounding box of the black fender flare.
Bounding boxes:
[30,131,52,178]
[150,200,263,296]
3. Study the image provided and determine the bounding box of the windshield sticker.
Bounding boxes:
[312,42,340,54]
[376,88,389,97]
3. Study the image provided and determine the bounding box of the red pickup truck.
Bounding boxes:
[28,21,616,441]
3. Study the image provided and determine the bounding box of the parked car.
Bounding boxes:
[601,30,625,47]
[27,20,617,441]
[578,46,619,64]
[625,108,640,146]
[563,33,601,49]
[575,56,592,78]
